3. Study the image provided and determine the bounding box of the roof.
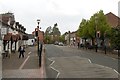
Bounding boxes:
[105,12,120,28]
[27,34,34,39]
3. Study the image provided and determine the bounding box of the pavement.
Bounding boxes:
[1,45,46,79]
[0,56,2,80]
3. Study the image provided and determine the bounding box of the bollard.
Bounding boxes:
[39,55,41,67]
[39,43,43,67]
[104,46,106,54]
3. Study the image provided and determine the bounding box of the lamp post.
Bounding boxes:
[104,32,106,54]
[35,19,41,67]
[37,19,40,55]
[68,31,70,46]
[95,16,98,52]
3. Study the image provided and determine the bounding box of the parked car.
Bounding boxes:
[59,42,64,46]
[54,41,59,45]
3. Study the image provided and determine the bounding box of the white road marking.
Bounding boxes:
[48,58,60,78]
[19,56,30,70]
[28,52,31,55]
[96,64,120,75]
[86,57,119,75]
[114,69,120,75]
[111,58,117,60]
[88,59,92,63]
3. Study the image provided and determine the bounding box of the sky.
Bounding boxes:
[0,0,119,34]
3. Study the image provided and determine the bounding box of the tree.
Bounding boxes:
[77,19,88,38]
[77,19,90,47]
[95,10,111,41]
[44,23,61,43]
[77,10,111,46]
[110,26,120,55]
[44,26,52,43]
[52,23,61,36]
[45,26,52,36]
[52,23,61,42]
[88,10,111,45]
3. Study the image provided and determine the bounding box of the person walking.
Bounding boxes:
[77,42,80,49]
[18,45,25,58]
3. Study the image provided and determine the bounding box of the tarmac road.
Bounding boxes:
[45,44,119,79]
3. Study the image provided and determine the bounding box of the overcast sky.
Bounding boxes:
[0,0,119,34]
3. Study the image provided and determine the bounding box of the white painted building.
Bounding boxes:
[0,20,8,55]
[0,12,28,55]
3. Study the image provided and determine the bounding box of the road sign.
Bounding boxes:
[1,28,7,35]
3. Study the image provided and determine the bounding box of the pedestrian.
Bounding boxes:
[77,42,80,49]
[18,45,25,58]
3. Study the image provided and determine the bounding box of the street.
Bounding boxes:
[2,46,45,79]
[45,44,119,79]
[1,44,120,79]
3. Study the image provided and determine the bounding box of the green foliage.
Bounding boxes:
[60,32,68,43]
[45,26,52,36]
[44,23,61,44]
[110,27,120,49]
[77,19,89,38]
[52,26,61,36]
[77,10,111,41]
[95,10,111,40]
[44,35,51,44]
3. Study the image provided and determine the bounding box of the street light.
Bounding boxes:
[68,31,70,46]
[37,19,40,29]
[104,32,107,54]
[95,16,98,52]
[35,19,41,67]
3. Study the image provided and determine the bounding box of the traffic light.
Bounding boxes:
[35,31,38,37]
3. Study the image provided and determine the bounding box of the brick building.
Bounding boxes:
[32,28,44,44]
[106,12,120,28]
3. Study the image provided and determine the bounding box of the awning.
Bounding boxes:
[12,35,17,41]
[16,34,21,40]
[3,33,12,41]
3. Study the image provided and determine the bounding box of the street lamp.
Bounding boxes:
[37,19,41,29]
[35,19,41,67]
[95,16,98,52]
[37,19,40,52]
[68,31,70,46]
[104,32,107,54]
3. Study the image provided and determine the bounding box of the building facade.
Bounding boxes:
[0,12,28,55]
[65,31,78,46]
[32,27,44,44]
[106,12,120,28]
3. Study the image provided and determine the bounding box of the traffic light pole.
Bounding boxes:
[36,19,41,67]
[37,37,41,67]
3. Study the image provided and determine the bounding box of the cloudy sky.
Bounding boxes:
[0,0,119,34]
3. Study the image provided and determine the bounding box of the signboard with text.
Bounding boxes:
[1,28,7,35]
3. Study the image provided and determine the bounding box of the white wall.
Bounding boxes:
[0,40,2,56]
[16,41,19,51]
[12,42,15,51]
